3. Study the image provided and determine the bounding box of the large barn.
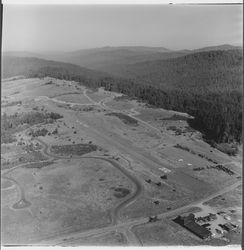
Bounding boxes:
[174,213,212,240]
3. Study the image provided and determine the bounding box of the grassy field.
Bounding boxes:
[132,218,202,246]
[132,217,230,246]
[105,112,138,126]
[59,231,127,246]
[106,99,136,111]
[203,184,242,224]
[86,89,113,102]
[1,77,241,246]
[1,158,134,244]
[55,93,92,104]
[120,168,215,221]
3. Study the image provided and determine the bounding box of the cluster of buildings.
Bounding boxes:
[174,213,238,240]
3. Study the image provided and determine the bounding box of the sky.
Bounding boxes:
[2,4,243,52]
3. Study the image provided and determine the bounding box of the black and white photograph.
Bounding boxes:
[1,0,243,247]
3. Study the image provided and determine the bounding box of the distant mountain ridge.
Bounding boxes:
[3,46,242,92]
[3,44,241,75]
[70,46,172,54]
[107,49,243,92]
[2,50,242,144]
[1,56,109,80]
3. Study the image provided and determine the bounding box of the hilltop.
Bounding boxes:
[111,49,243,92]
[3,44,241,76]
[2,56,109,80]
[2,46,243,144]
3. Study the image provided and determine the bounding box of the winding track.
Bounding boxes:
[34,137,143,225]
[98,158,142,225]
[2,135,143,243]
[2,175,31,209]
[2,86,242,245]
[34,89,169,147]
[2,142,54,210]
[37,91,242,245]
[37,179,241,246]
[2,128,143,232]
[84,89,164,138]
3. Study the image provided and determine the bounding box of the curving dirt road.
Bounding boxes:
[2,174,31,209]
[100,158,142,225]
[37,179,241,246]
[85,89,164,139]
[3,87,241,246]
[35,137,143,225]
[34,137,242,246]
[2,159,54,210]
[2,134,144,244]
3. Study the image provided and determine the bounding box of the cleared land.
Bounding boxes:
[54,93,92,104]
[1,77,242,246]
[2,158,134,244]
[60,230,128,246]
[105,112,139,126]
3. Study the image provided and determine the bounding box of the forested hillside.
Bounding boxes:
[2,51,242,145]
[3,45,240,78]
[2,56,108,80]
[108,49,243,93]
[99,79,242,144]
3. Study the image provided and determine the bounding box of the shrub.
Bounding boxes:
[28,128,49,137]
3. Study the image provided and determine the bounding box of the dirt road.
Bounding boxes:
[34,138,241,246]
[37,180,241,246]
[35,137,143,225]
[2,86,241,246]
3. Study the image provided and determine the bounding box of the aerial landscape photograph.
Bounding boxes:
[1,1,243,247]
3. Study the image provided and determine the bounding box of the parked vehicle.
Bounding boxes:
[149,216,158,222]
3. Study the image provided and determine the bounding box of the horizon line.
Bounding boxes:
[2,43,243,54]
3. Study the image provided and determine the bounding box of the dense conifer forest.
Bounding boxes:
[2,49,242,144]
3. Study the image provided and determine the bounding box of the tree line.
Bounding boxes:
[27,68,242,144]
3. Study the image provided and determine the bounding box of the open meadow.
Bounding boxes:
[1,77,242,246]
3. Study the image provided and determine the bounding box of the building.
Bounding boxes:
[174,213,212,240]
[196,213,217,223]
[219,223,237,232]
